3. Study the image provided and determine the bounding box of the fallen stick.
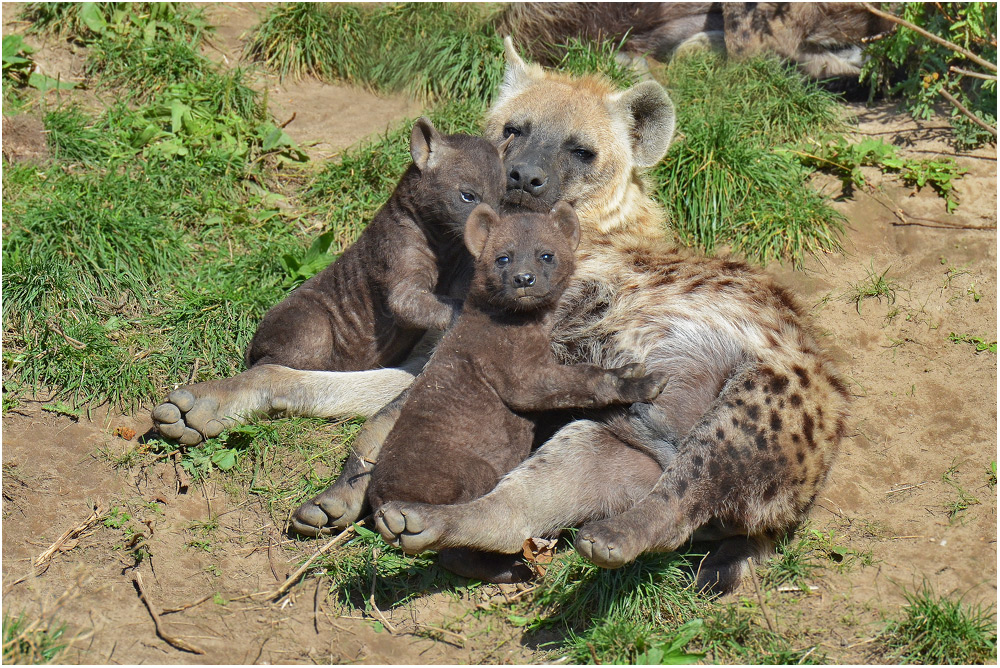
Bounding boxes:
[748,558,777,634]
[131,571,205,655]
[7,504,105,588]
[271,525,357,601]
[938,88,998,137]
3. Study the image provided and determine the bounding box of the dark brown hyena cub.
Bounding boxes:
[245,118,507,372]
[368,202,668,580]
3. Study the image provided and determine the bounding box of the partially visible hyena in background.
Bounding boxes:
[295,39,850,592]
[496,2,893,84]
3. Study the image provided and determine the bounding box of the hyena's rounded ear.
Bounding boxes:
[464,204,500,259]
[612,80,676,168]
[411,117,447,171]
[549,201,581,252]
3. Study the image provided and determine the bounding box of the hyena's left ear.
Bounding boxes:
[497,36,543,103]
[549,201,581,252]
[610,81,676,168]
[465,204,500,259]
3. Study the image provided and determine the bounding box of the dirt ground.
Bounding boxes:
[2,5,996,665]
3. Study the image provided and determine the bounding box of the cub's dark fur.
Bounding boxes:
[246,118,506,371]
[368,202,667,514]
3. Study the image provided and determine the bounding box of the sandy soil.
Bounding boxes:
[2,4,996,664]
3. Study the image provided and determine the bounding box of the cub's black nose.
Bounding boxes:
[513,273,536,288]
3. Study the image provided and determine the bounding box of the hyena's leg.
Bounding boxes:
[151,332,439,445]
[374,419,663,554]
[290,390,409,536]
[575,363,845,586]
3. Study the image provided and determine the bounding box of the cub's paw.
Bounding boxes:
[612,362,647,379]
[620,370,670,403]
[289,482,369,537]
[575,520,644,569]
[374,502,445,554]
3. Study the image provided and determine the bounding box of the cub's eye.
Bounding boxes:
[502,125,521,139]
[540,253,554,263]
[460,191,478,203]
[572,147,595,162]
[495,255,511,267]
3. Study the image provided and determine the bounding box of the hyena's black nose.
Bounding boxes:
[513,273,536,288]
[508,163,547,196]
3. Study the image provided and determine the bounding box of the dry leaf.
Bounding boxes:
[114,426,137,440]
[521,537,557,577]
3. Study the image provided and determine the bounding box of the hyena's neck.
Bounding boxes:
[578,173,667,243]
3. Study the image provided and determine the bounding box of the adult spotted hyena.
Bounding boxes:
[296,39,849,592]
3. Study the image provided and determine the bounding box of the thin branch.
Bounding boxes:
[862,3,997,73]
[938,88,998,136]
[271,525,356,600]
[950,65,997,81]
[132,571,206,655]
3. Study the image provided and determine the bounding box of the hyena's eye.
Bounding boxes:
[460,191,479,203]
[502,125,521,139]
[572,147,595,162]
[495,255,511,267]
[540,253,554,263]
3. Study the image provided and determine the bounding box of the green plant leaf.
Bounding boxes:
[78,2,108,35]
[27,72,76,91]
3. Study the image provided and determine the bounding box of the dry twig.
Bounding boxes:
[132,570,206,655]
[748,558,777,634]
[271,525,356,600]
[7,504,105,588]
[938,88,997,137]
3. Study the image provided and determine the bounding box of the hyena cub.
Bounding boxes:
[246,117,506,373]
[370,202,667,579]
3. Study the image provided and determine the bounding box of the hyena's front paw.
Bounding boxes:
[575,519,646,568]
[374,502,446,554]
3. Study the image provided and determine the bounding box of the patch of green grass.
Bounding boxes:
[988,461,997,489]
[656,52,846,266]
[515,544,820,664]
[948,332,997,354]
[765,527,873,590]
[315,524,447,612]
[244,3,504,102]
[844,263,900,313]
[942,463,982,522]
[2,612,67,664]
[22,2,208,44]
[879,584,997,664]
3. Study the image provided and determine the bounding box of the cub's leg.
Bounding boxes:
[152,332,438,445]
[575,363,845,584]
[374,419,663,554]
[290,390,408,536]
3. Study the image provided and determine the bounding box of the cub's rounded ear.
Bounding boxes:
[410,117,445,171]
[464,204,500,259]
[549,201,581,252]
[611,80,676,168]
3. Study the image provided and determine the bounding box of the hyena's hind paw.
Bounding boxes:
[152,388,235,445]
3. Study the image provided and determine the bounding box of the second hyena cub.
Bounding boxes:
[245,117,506,373]
[370,202,667,578]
